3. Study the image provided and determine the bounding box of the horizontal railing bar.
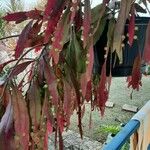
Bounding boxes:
[103,119,140,150]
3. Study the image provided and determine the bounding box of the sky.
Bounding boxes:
[25,0,150,17]
[0,0,149,16]
[0,0,102,9]
[24,0,101,8]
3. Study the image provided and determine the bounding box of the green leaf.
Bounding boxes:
[91,4,103,23]
[73,33,86,74]
[66,31,86,75]
[93,17,107,45]
[61,9,70,44]
[113,0,133,62]
[107,18,116,49]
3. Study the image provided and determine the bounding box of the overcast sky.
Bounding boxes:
[25,0,101,8]
[0,0,102,9]
[0,0,149,16]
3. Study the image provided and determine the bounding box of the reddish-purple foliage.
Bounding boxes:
[83,0,91,48]
[11,87,29,149]
[85,80,92,102]
[128,7,135,46]
[10,61,33,78]
[128,54,142,90]
[15,21,33,58]
[3,12,27,23]
[97,62,108,116]
[0,1,146,149]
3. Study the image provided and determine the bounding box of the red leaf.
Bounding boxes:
[25,35,44,48]
[28,21,42,39]
[35,46,42,52]
[128,7,135,46]
[86,38,94,81]
[44,120,53,150]
[44,1,65,43]
[44,62,58,106]
[47,121,53,134]
[44,17,59,43]
[97,61,108,116]
[0,87,9,107]
[41,91,49,120]
[26,9,43,20]
[44,62,56,85]
[70,74,83,138]
[50,9,70,64]
[0,127,15,150]
[27,81,42,130]
[83,0,91,48]
[85,80,92,102]
[36,59,44,85]
[44,0,64,19]
[15,21,33,58]
[2,12,27,23]
[70,1,80,23]
[42,91,53,150]
[80,74,87,98]
[10,61,33,78]
[143,21,150,63]
[103,0,110,4]
[57,112,64,133]
[49,15,67,64]
[27,63,35,82]
[74,6,83,31]
[126,76,132,83]
[64,82,75,127]
[11,86,29,149]
[128,54,142,90]
[49,82,58,106]
[44,0,56,19]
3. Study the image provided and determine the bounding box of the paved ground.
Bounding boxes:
[69,76,150,143]
[49,130,103,150]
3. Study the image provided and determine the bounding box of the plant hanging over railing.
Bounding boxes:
[0,0,149,149]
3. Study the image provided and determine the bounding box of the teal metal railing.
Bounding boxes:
[103,101,150,150]
[103,119,140,150]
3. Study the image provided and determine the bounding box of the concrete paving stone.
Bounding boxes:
[122,104,138,112]
[49,130,102,150]
[105,101,115,108]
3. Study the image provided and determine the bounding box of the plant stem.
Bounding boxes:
[0,34,20,41]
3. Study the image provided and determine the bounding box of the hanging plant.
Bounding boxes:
[0,0,150,149]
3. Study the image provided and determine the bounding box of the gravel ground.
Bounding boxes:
[69,76,150,143]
